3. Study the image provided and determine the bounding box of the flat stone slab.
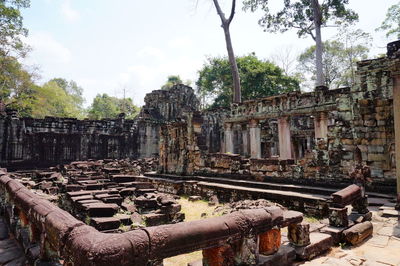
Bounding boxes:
[367,235,389,248]
[0,239,26,265]
[259,244,295,266]
[82,203,119,217]
[295,232,333,260]
[91,217,121,231]
[320,226,346,245]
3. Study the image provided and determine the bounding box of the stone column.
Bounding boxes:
[224,123,234,154]
[242,124,249,157]
[393,75,400,209]
[278,117,293,159]
[314,112,328,139]
[249,119,261,159]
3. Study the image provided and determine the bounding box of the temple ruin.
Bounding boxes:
[1,42,400,265]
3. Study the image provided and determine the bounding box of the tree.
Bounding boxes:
[376,3,400,39]
[243,0,358,88]
[0,0,30,57]
[29,80,84,119]
[0,55,36,116]
[87,94,139,120]
[298,37,370,89]
[161,75,183,90]
[212,0,241,103]
[50,78,85,114]
[336,26,371,86]
[196,53,300,108]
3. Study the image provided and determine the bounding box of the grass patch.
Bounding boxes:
[163,196,223,266]
[304,215,320,223]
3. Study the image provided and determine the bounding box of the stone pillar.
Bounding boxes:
[394,75,400,209]
[225,123,234,154]
[249,119,261,159]
[278,117,293,159]
[242,124,249,157]
[314,112,328,139]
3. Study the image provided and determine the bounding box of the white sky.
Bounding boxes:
[21,0,399,107]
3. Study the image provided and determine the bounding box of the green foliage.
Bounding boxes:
[0,55,36,116]
[298,28,370,89]
[0,0,31,57]
[196,53,300,108]
[161,75,183,90]
[87,94,139,120]
[29,80,84,119]
[242,0,358,39]
[376,3,400,39]
[49,78,85,114]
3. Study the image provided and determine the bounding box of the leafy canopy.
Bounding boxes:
[242,0,358,40]
[196,53,300,108]
[0,0,30,57]
[243,0,358,40]
[298,36,370,89]
[376,3,400,39]
[88,94,139,120]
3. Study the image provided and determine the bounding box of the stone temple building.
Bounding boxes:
[2,44,400,200]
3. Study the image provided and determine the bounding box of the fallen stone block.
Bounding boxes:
[143,213,168,226]
[348,211,372,224]
[90,217,121,231]
[342,221,373,245]
[294,232,333,260]
[82,203,118,217]
[259,244,296,266]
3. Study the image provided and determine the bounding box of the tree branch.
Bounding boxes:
[212,0,227,25]
[227,0,236,25]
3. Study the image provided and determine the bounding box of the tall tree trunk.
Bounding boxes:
[212,0,241,103]
[312,0,324,87]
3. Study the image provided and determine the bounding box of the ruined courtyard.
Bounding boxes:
[0,41,400,265]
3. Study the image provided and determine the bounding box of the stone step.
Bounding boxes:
[294,232,333,260]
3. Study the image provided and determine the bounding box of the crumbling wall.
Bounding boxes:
[158,56,397,192]
[0,111,138,167]
[136,84,200,159]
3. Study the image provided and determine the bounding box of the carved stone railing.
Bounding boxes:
[0,171,303,265]
[226,87,350,123]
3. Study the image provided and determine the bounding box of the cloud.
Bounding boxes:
[168,37,193,49]
[61,0,80,22]
[25,32,72,64]
[137,46,165,60]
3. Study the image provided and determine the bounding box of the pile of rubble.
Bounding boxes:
[7,158,185,232]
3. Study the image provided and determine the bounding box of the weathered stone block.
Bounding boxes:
[328,207,348,227]
[288,222,310,247]
[294,233,333,260]
[342,221,373,245]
